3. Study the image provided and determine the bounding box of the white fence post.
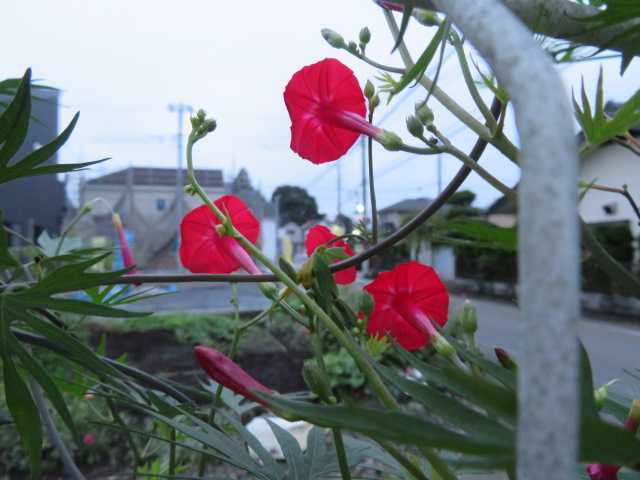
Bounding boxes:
[430,1,581,478]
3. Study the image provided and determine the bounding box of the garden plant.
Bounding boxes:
[1,0,640,479]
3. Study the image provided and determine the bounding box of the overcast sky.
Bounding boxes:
[2,1,638,220]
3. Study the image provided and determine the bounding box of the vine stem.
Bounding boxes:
[368,109,379,244]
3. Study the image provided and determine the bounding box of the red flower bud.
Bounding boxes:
[112,213,140,285]
[494,348,517,371]
[373,0,405,11]
[194,346,273,405]
[83,434,96,446]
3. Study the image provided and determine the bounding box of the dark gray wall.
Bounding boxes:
[0,89,67,241]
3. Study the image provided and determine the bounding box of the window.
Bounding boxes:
[156,198,166,211]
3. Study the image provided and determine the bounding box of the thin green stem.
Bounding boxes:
[332,428,353,480]
[54,207,88,256]
[451,33,497,133]
[107,397,142,476]
[383,9,519,164]
[378,441,431,480]
[169,428,176,477]
[367,110,379,244]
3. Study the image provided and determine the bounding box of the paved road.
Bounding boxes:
[131,284,640,395]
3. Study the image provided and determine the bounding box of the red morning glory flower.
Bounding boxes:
[305,224,357,285]
[194,346,273,405]
[284,58,381,164]
[364,261,449,350]
[373,0,405,11]
[179,195,260,274]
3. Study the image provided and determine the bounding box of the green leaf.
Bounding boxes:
[391,1,414,53]
[8,333,78,439]
[278,256,298,283]
[0,69,31,166]
[0,158,107,185]
[0,338,42,478]
[376,364,513,442]
[268,419,307,479]
[0,211,19,267]
[11,295,146,318]
[386,20,448,100]
[260,394,513,458]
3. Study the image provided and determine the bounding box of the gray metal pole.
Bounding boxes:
[425,2,580,478]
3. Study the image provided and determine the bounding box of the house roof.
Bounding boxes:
[86,167,223,188]
[380,197,432,214]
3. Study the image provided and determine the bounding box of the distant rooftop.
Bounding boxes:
[380,197,432,213]
[86,167,223,188]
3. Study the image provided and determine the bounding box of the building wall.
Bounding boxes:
[80,183,225,219]
[487,213,517,228]
[579,143,640,238]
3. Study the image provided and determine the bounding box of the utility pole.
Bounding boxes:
[168,102,193,269]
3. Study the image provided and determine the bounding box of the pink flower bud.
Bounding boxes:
[83,434,96,446]
[194,346,273,405]
[112,213,140,285]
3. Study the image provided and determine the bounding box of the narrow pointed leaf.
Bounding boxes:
[268,419,307,479]
[0,69,31,166]
[391,1,414,53]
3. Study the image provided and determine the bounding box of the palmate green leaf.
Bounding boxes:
[376,364,513,442]
[0,69,31,166]
[8,333,78,439]
[0,314,42,479]
[393,345,517,424]
[260,394,513,459]
[384,20,448,101]
[267,419,307,480]
[574,68,640,146]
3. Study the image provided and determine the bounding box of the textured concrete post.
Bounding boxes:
[430,1,581,478]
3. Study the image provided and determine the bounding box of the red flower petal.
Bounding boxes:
[179,195,260,274]
[305,224,356,285]
[284,58,369,164]
[364,261,449,349]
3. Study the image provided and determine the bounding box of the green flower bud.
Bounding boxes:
[364,80,375,100]
[302,361,333,402]
[359,26,371,45]
[414,9,440,26]
[347,41,358,54]
[415,101,434,126]
[432,333,455,359]
[460,300,478,334]
[369,94,380,110]
[406,115,424,138]
[376,130,403,151]
[258,282,278,300]
[184,184,197,196]
[321,28,346,49]
[80,202,93,214]
[196,109,207,121]
[204,118,217,133]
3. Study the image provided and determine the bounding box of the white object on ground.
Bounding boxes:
[245,415,314,460]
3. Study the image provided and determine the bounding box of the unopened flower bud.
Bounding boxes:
[204,118,217,133]
[196,109,207,121]
[258,282,278,300]
[321,28,346,49]
[376,130,403,151]
[347,41,358,54]
[369,94,380,110]
[460,300,478,335]
[626,399,640,432]
[432,333,455,358]
[302,361,333,402]
[594,380,618,411]
[494,347,517,370]
[406,115,424,139]
[184,184,197,196]
[83,434,96,446]
[359,26,371,45]
[364,80,375,100]
[414,9,440,26]
[415,102,434,126]
[80,202,93,214]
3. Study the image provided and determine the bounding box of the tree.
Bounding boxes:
[271,185,322,226]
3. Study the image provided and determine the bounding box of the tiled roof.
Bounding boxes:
[87,167,223,188]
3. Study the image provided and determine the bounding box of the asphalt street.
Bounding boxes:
[130,283,640,396]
